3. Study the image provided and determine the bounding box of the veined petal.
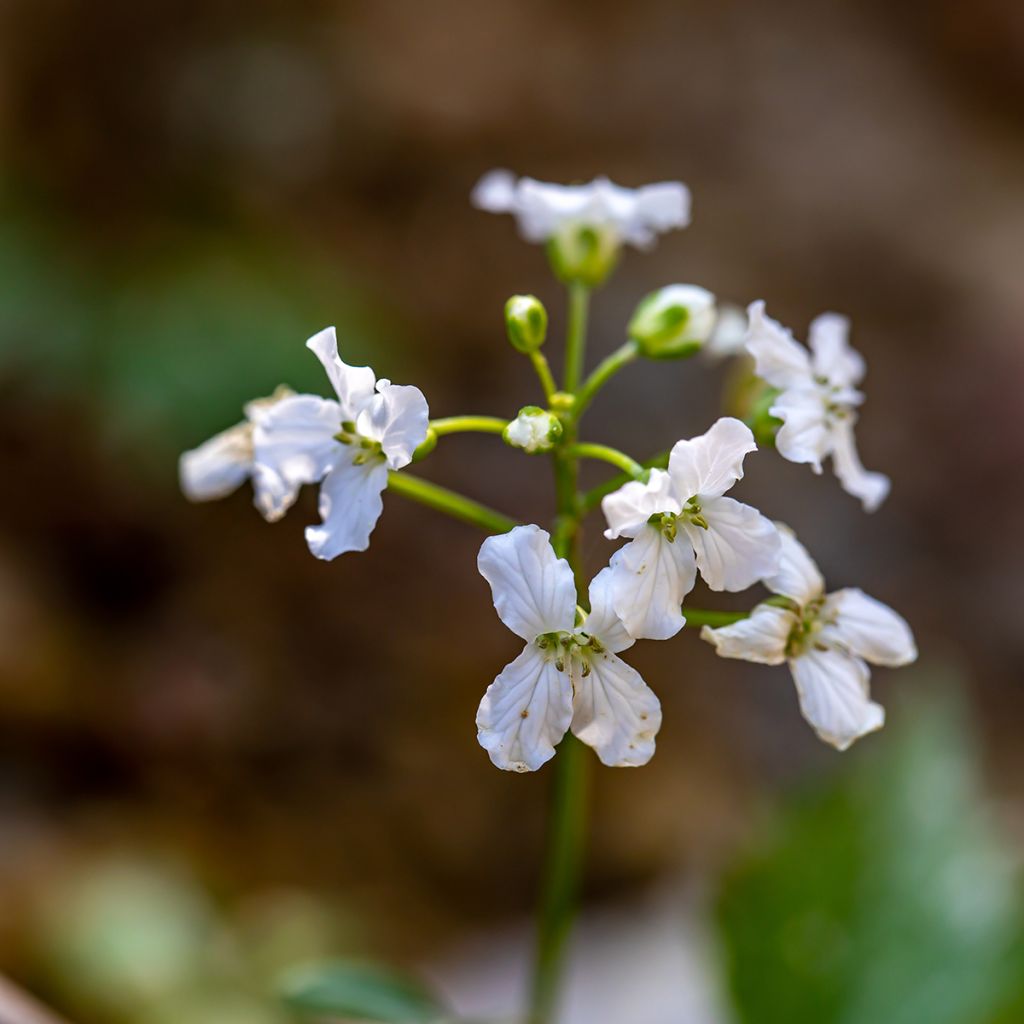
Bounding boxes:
[700,605,796,665]
[745,301,812,389]
[829,418,890,512]
[602,469,678,540]
[608,525,696,641]
[770,388,829,471]
[252,394,343,519]
[667,417,757,501]
[356,381,430,470]
[684,496,781,592]
[570,651,661,767]
[179,422,253,502]
[478,525,577,641]
[823,588,917,667]
[304,455,389,560]
[476,644,573,772]
[305,327,377,420]
[809,312,864,389]
[583,566,634,654]
[789,648,884,751]
[763,525,825,605]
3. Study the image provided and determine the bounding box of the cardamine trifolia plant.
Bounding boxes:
[180,169,917,1024]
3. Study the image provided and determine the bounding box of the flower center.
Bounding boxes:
[535,630,605,675]
[784,596,836,658]
[335,420,385,466]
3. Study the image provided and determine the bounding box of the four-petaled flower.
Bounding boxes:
[602,418,781,641]
[745,301,890,512]
[253,327,429,560]
[701,526,916,750]
[476,525,662,772]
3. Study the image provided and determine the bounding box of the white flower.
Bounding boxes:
[503,406,562,454]
[179,386,294,513]
[252,327,429,560]
[701,527,917,750]
[472,170,690,250]
[601,418,781,641]
[745,301,890,511]
[476,525,662,772]
[628,284,717,359]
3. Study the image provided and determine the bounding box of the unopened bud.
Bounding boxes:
[505,295,548,353]
[628,284,716,359]
[503,406,563,454]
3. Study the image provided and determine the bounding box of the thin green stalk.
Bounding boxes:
[682,607,749,629]
[386,471,517,535]
[567,442,644,479]
[573,340,639,419]
[529,351,558,402]
[429,415,508,436]
[562,283,590,393]
[579,450,671,513]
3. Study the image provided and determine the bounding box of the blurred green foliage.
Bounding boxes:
[717,687,1024,1024]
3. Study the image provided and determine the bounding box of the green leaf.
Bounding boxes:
[278,959,449,1023]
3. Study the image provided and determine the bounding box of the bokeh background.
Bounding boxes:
[1,2,1023,1022]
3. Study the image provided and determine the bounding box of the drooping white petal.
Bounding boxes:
[700,605,796,665]
[608,525,696,641]
[570,651,661,767]
[822,588,917,667]
[770,388,830,472]
[304,455,389,560]
[252,395,343,520]
[602,468,678,540]
[829,418,890,512]
[789,648,884,751]
[478,525,577,641]
[683,496,781,592]
[305,327,377,420]
[667,417,757,501]
[476,644,574,772]
[629,181,691,241]
[583,566,634,654]
[808,312,864,389]
[355,381,430,470]
[179,422,253,502]
[763,525,825,605]
[745,301,812,389]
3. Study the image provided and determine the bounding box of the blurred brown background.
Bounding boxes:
[0,1,1023,1021]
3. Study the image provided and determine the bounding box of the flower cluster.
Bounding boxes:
[181,170,916,773]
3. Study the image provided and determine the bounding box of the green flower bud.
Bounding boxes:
[628,284,716,359]
[546,224,620,287]
[505,295,548,353]
[503,406,563,454]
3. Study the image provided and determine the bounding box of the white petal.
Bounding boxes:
[305,327,377,419]
[602,469,678,540]
[829,418,890,512]
[703,304,749,361]
[471,169,517,213]
[570,651,661,767]
[789,648,884,750]
[583,566,634,654]
[516,177,590,242]
[763,525,824,605]
[770,388,829,471]
[477,525,577,641]
[823,588,917,667]
[667,417,757,501]
[356,381,430,470]
[476,644,574,772]
[608,525,696,641]
[304,456,389,560]
[808,312,864,388]
[631,181,691,236]
[684,496,781,592]
[745,301,812,389]
[179,422,252,502]
[252,394,343,520]
[700,605,796,665]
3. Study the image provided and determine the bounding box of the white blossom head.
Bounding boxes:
[628,284,717,360]
[503,407,563,454]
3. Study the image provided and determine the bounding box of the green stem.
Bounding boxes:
[562,283,590,393]
[567,442,644,479]
[529,351,558,402]
[429,415,508,436]
[386,471,517,535]
[579,450,671,513]
[682,607,749,629]
[573,340,639,420]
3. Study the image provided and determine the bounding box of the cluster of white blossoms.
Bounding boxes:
[181,170,916,774]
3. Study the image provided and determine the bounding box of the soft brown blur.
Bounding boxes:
[0,0,1023,1010]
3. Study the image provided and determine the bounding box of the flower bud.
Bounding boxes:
[505,295,548,353]
[503,406,563,454]
[546,224,620,287]
[628,284,716,359]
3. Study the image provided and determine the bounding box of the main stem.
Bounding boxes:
[529,284,592,1024]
